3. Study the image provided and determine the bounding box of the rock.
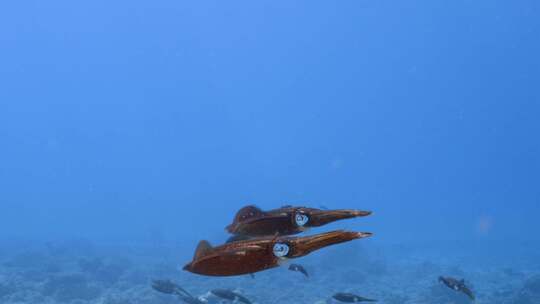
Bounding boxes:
[511,275,540,304]
[94,263,126,285]
[45,239,97,257]
[524,275,540,294]
[42,273,101,302]
[3,251,49,269]
[0,282,16,299]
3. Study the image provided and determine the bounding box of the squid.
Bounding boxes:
[226,205,372,238]
[184,230,372,277]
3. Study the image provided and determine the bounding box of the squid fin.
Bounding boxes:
[193,240,213,260]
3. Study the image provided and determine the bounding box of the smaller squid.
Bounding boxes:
[226,205,372,238]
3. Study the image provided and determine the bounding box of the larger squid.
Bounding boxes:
[183,230,372,276]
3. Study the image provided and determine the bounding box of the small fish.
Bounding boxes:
[181,296,206,304]
[151,280,203,304]
[332,292,377,303]
[439,276,475,300]
[210,289,252,304]
[152,279,191,297]
[288,263,309,277]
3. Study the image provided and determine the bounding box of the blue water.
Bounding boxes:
[1,1,539,304]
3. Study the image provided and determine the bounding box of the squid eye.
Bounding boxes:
[273,243,290,258]
[295,213,309,227]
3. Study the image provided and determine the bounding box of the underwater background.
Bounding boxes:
[1,1,539,303]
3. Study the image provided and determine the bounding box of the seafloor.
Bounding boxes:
[1,238,539,304]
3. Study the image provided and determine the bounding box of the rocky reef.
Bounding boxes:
[511,275,540,304]
[0,241,538,304]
